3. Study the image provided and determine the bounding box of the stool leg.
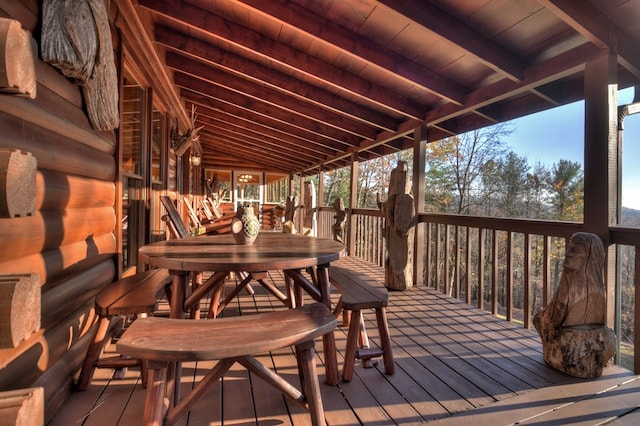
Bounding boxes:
[296,341,325,426]
[342,308,362,382]
[358,311,375,369]
[77,315,111,391]
[376,307,395,375]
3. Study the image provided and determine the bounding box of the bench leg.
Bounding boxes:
[77,315,111,391]
[144,361,168,426]
[296,341,325,426]
[376,307,395,375]
[342,308,362,382]
[285,273,296,308]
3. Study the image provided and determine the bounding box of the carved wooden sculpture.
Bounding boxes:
[283,195,298,234]
[41,0,119,131]
[378,162,415,290]
[303,180,317,236]
[332,198,346,244]
[533,232,616,378]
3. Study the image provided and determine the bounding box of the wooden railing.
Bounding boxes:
[609,226,640,374]
[417,213,582,329]
[318,206,639,373]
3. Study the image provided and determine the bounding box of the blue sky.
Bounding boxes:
[505,87,640,210]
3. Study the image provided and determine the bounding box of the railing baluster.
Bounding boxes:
[506,231,513,321]
[465,227,471,304]
[524,233,531,329]
[478,228,485,310]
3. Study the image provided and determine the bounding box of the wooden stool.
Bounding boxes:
[76,269,172,391]
[116,303,337,426]
[329,265,395,382]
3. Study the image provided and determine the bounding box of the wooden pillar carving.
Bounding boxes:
[379,161,416,290]
[41,0,119,131]
[331,198,346,244]
[302,180,317,236]
[533,233,616,378]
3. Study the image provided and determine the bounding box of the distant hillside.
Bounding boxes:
[621,207,640,227]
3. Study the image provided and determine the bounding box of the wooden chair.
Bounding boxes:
[116,303,336,426]
[77,269,173,390]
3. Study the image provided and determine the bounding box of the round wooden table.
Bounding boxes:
[138,232,346,385]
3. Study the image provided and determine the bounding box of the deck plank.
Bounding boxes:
[47,260,640,426]
[429,367,637,425]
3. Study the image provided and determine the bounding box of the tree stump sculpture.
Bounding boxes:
[283,195,298,234]
[332,198,346,244]
[302,180,317,236]
[378,161,415,290]
[533,232,616,378]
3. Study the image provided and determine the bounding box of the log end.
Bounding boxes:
[0,18,37,99]
[0,274,41,348]
[0,149,37,218]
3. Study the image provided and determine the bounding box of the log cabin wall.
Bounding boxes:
[0,1,119,419]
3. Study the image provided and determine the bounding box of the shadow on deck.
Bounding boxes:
[49,260,640,425]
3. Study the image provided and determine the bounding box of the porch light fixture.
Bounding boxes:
[238,173,253,183]
[190,152,201,166]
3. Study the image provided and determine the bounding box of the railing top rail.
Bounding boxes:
[417,212,582,239]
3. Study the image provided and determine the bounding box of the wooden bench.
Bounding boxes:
[76,268,173,391]
[329,261,395,382]
[116,303,337,426]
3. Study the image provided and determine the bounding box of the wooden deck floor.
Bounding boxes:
[49,261,640,425]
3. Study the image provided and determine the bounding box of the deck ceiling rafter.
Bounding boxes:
[541,0,640,78]
[182,91,347,157]
[157,26,400,132]
[128,0,640,175]
[173,74,358,150]
[238,0,469,104]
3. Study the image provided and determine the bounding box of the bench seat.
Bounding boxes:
[117,303,336,426]
[76,269,172,391]
[329,261,395,381]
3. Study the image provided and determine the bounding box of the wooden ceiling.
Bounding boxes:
[129,0,640,176]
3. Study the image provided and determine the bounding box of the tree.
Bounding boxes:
[425,123,513,214]
[547,159,583,221]
[323,167,350,207]
[494,151,529,217]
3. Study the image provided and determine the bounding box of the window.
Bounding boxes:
[235,171,261,212]
[265,173,289,204]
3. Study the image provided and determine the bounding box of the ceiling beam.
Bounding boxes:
[239,0,468,104]
[542,0,640,78]
[182,90,347,155]
[156,26,399,132]
[138,0,427,119]
[377,0,527,82]
[174,77,357,151]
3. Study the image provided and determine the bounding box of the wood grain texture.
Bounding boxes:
[0,274,40,348]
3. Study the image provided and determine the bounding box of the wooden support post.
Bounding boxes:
[583,50,618,331]
[0,274,40,348]
[413,126,427,286]
[347,152,358,256]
